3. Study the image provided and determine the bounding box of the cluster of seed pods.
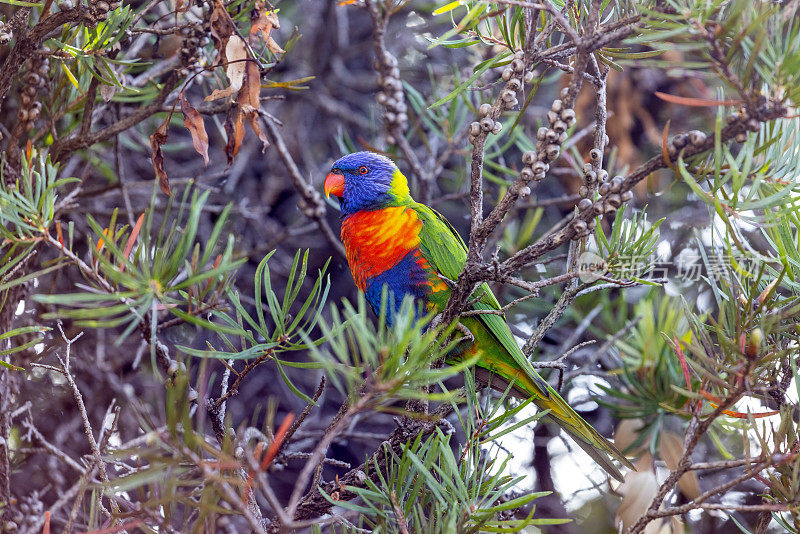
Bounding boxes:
[666,130,708,157]
[88,0,120,20]
[516,89,577,196]
[467,51,537,146]
[572,173,635,237]
[17,58,49,133]
[4,490,45,532]
[727,109,761,143]
[179,25,207,68]
[375,53,408,144]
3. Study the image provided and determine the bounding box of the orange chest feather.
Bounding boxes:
[341,207,423,290]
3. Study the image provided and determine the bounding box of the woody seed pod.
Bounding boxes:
[501,68,514,81]
[501,90,516,103]
[747,118,760,132]
[546,144,560,160]
[546,110,559,125]
[589,148,602,161]
[511,59,524,72]
[597,169,608,182]
[531,161,547,175]
[610,176,623,193]
[522,151,536,165]
[558,132,568,144]
[506,78,521,91]
[469,122,481,136]
[384,112,396,123]
[536,127,548,141]
[606,194,622,209]
[519,185,531,198]
[621,190,634,202]
[545,129,558,143]
[480,117,494,131]
[688,130,706,146]
[599,182,611,196]
[578,198,593,211]
[735,132,748,143]
[726,113,739,124]
[573,220,588,234]
[560,87,569,99]
[376,92,388,104]
[553,120,567,133]
[593,203,604,215]
[583,163,593,174]
[523,70,535,83]
[491,121,502,135]
[551,99,563,113]
[672,134,687,148]
[514,50,524,61]
[520,168,533,181]
[479,103,492,116]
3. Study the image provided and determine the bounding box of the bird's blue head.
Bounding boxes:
[324,151,411,216]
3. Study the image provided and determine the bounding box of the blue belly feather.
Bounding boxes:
[364,250,431,325]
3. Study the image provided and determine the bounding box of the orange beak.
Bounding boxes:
[324,172,345,198]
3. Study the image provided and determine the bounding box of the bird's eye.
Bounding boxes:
[358,166,369,175]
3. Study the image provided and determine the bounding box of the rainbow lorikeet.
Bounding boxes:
[324,151,633,481]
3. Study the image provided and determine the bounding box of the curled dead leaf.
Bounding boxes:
[209,0,237,55]
[179,93,210,165]
[205,35,249,102]
[224,105,245,164]
[149,119,171,196]
[250,4,285,53]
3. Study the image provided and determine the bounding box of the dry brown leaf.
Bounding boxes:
[238,60,269,152]
[659,431,701,499]
[224,105,245,164]
[265,35,285,55]
[179,92,210,165]
[209,0,237,55]
[250,4,285,53]
[205,34,249,102]
[149,119,171,196]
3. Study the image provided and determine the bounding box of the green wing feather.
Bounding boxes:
[411,202,634,481]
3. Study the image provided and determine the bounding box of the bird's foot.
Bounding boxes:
[454,321,474,346]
